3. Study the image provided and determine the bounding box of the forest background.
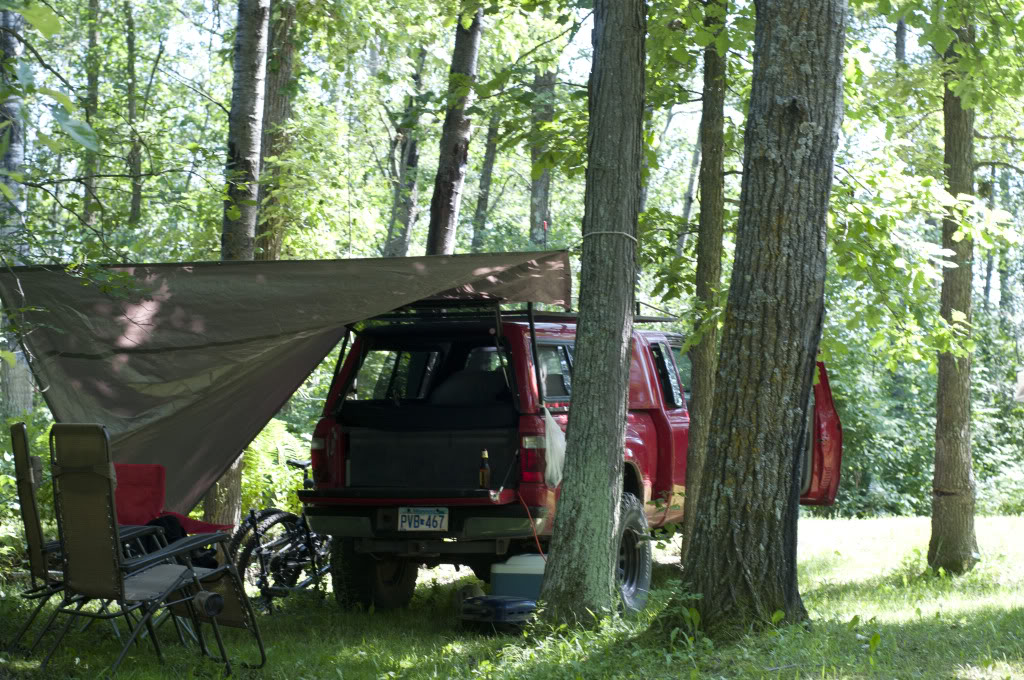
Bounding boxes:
[0,0,1023,535]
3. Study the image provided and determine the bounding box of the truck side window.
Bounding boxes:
[538,344,572,400]
[650,343,684,409]
[354,350,439,401]
[669,344,692,409]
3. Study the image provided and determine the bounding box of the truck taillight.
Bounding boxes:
[521,436,545,483]
[311,418,340,487]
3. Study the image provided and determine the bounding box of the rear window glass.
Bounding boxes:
[353,350,439,401]
[539,344,573,400]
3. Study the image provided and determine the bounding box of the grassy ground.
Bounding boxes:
[1,516,1023,679]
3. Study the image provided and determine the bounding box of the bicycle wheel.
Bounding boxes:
[227,507,284,559]
[236,510,301,609]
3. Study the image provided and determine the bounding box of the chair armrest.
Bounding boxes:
[163,511,232,534]
[121,532,228,573]
[119,524,163,543]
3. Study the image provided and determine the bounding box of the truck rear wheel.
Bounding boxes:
[616,492,652,612]
[330,539,418,610]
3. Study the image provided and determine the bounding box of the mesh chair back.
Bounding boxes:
[11,423,48,585]
[49,424,124,600]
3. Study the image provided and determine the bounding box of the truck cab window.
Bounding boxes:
[651,342,684,409]
[538,345,572,400]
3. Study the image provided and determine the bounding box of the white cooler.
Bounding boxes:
[490,554,546,600]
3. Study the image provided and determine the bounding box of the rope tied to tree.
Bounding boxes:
[581,230,638,243]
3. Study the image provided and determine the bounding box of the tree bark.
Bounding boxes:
[207,0,269,527]
[0,9,32,420]
[383,48,427,258]
[679,0,726,568]
[929,25,978,575]
[82,0,100,227]
[124,0,142,227]
[529,70,555,247]
[221,0,270,261]
[255,0,297,261]
[677,0,846,631]
[425,10,482,256]
[895,18,906,63]
[539,0,645,623]
[677,120,702,256]
[470,110,501,253]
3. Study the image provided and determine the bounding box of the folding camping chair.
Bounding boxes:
[41,423,263,675]
[113,463,232,534]
[6,423,161,655]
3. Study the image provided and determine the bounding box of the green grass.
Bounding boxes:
[2,516,1024,678]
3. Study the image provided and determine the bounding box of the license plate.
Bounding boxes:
[397,507,448,531]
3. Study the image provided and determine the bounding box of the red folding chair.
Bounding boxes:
[114,464,232,533]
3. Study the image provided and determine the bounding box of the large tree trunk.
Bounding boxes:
[220,0,269,261]
[207,0,269,527]
[255,0,297,261]
[538,0,645,623]
[679,0,726,568]
[425,10,482,256]
[82,0,100,227]
[677,0,846,631]
[383,48,427,258]
[529,70,555,246]
[929,25,978,575]
[0,9,32,420]
[470,110,501,253]
[124,1,142,227]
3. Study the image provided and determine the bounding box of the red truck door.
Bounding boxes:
[800,362,843,505]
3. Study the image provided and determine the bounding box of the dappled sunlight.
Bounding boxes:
[114,279,170,350]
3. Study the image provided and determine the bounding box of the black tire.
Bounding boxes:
[616,492,652,612]
[228,507,285,559]
[330,539,418,610]
[237,511,301,608]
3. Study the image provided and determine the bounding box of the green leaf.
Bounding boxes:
[38,87,72,112]
[19,3,61,38]
[771,609,785,625]
[53,108,98,151]
[0,182,13,201]
[226,204,241,221]
[0,349,14,367]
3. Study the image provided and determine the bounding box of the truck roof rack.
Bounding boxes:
[363,300,677,325]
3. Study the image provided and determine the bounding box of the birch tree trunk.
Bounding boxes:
[383,48,426,258]
[676,0,846,631]
[677,120,701,256]
[539,0,645,623]
[470,111,500,253]
[255,0,296,261]
[220,0,269,262]
[529,70,555,246]
[124,1,142,227]
[0,9,32,420]
[82,0,100,228]
[929,24,979,575]
[679,0,726,568]
[207,0,269,527]
[425,10,482,256]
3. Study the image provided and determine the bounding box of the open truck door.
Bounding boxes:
[800,362,843,505]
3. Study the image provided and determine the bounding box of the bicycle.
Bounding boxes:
[232,459,332,612]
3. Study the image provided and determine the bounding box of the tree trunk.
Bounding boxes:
[82,0,100,227]
[383,48,426,258]
[124,0,142,227]
[895,18,906,62]
[470,110,501,253]
[538,0,645,623]
[0,9,32,420]
[679,0,726,568]
[530,70,555,246]
[677,0,846,631]
[207,0,269,526]
[425,10,482,256]
[221,0,270,261]
[677,119,701,256]
[929,26,978,575]
[255,0,297,261]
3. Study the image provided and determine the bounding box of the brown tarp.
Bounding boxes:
[0,251,571,512]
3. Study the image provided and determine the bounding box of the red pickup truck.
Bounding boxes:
[298,308,842,610]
